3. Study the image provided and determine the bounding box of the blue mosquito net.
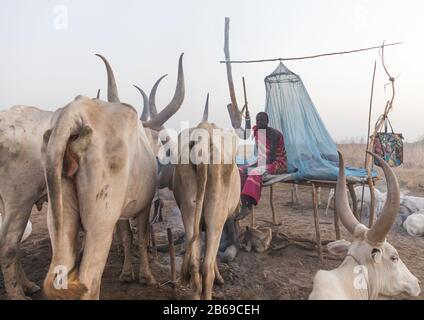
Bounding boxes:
[264,62,376,182]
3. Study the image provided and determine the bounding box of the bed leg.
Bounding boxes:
[348,184,359,220]
[334,207,341,240]
[251,206,255,228]
[270,185,276,225]
[312,183,323,262]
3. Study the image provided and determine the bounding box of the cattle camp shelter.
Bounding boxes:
[221,17,401,261]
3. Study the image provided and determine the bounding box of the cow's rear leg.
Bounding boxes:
[0,203,33,300]
[0,205,32,300]
[202,223,225,300]
[137,205,156,286]
[188,237,202,299]
[18,260,40,295]
[78,225,115,299]
[180,206,202,299]
[116,220,135,282]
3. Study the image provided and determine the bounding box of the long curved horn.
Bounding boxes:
[149,74,168,118]
[133,85,150,121]
[143,53,185,130]
[202,93,209,122]
[335,152,361,234]
[366,151,400,244]
[95,54,120,103]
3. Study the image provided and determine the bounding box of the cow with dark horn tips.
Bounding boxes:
[42,53,184,299]
[309,151,420,300]
[171,94,241,299]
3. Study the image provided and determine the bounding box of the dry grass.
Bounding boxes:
[338,142,424,190]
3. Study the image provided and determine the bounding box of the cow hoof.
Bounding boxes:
[24,282,41,295]
[191,293,201,300]
[9,293,32,300]
[119,271,135,283]
[139,274,157,286]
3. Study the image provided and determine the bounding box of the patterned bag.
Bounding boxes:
[373,118,404,167]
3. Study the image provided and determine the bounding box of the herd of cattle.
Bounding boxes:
[326,183,424,237]
[0,54,421,300]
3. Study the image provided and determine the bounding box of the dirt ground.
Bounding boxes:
[1,183,423,300]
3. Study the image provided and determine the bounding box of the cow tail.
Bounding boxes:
[43,114,88,299]
[181,162,208,285]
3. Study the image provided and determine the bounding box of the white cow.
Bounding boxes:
[326,184,424,236]
[403,211,424,237]
[0,214,32,242]
[400,196,424,215]
[173,97,241,300]
[0,105,62,299]
[309,152,420,300]
[42,54,184,300]
[325,186,386,218]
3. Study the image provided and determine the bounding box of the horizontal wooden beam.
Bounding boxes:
[219,42,403,64]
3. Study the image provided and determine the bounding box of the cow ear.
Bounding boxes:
[327,239,351,257]
[43,129,52,145]
[371,248,382,263]
[42,129,53,155]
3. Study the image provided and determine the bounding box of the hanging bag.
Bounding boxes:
[373,117,404,167]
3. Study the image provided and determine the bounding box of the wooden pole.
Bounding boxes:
[312,183,323,262]
[150,224,157,259]
[334,206,341,240]
[167,228,177,285]
[242,77,248,113]
[360,60,377,223]
[270,185,276,225]
[220,42,402,64]
[317,187,322,206]
[348,184,359,220]
[251,207,255,228]
[224,17,241,129]
[365,42,397,227]
[241,77,251,140]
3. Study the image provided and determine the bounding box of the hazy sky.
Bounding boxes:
[1,0,423,142]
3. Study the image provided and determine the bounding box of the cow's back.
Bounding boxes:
[0,106,53,204]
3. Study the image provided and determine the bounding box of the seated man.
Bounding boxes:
[236,112,287,220]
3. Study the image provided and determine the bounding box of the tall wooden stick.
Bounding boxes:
[220,42,402,64]
[224,17,241,129]
[242,77,248,113]
[365,43,397,227]
[334,207,341,240]
[312,184,323,262]
[167,228,176,284]
[360,60,377,223]
[150,224,157,259]
[270,185,276,225]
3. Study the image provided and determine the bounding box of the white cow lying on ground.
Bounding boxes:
[309,152,420,300]
[403,210,424,237]
[326,185,424,229]
[325,186,386,218]
[0,214,32,242]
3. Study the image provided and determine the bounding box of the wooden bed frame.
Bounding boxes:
[249,177,379,261]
